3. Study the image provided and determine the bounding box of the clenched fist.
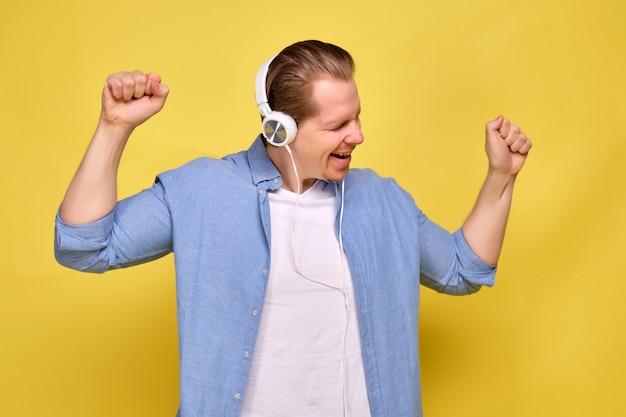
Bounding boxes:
[100,70,169,132]
[485,115,532,177]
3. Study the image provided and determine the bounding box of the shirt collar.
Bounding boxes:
[247,134,283,189]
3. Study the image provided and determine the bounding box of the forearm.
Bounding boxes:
[58,71,168,225]
[59,122,132,225]
[461,170,517,265]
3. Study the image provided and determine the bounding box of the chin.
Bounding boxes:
[325,170,350,183]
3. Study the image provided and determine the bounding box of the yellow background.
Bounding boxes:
[1,0,625,415]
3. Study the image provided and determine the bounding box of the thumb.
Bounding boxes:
[486,115,504,136]
[147,81,169,112]
[485,115,509,148]
[150,80,169,100]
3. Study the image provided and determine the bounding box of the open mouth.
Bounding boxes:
[331,152,351,159]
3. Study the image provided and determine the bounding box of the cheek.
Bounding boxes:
[293,130,342,165]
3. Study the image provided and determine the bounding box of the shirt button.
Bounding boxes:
[244,351,250,358]
[259,190,266,196]
[273,178,279,184]
[252,309,259,317]
[262,268,268,275]
[234,392,241,400]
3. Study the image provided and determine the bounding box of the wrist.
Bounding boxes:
[487,164,518,182]
[483,168,517,201]
[96,116,135,140]
[89,118,135,163]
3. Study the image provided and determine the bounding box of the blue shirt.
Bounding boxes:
[55,135,496,417]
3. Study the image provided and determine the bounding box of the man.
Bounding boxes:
[55,40,532,416]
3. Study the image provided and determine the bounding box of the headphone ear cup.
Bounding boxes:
[262,111,297,147]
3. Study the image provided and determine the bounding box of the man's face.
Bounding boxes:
[291,77,364,186]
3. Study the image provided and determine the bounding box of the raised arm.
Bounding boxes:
[461,116,532,265]
[59,71,169,225]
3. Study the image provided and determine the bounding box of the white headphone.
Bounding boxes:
[254,54,298,147]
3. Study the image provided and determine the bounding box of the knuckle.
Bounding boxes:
[120,74,135,88]
[133,70,148,83]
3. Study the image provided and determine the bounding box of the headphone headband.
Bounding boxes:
[255,55,276,118]
[254,53,297,147]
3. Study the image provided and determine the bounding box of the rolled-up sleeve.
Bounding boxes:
[55,210,116,273]
[418,214,497,295]
[54,179,174,273]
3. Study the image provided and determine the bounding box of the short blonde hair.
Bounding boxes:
[265,40,355,124]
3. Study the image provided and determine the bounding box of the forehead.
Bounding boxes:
[310,77,361,122]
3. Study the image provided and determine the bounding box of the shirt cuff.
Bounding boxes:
[453,228,497,287]
[54,208,115,251]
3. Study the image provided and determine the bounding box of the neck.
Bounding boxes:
[266,144,316,194]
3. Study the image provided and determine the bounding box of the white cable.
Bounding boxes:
[339,178,349,417]
[284,145,350,417]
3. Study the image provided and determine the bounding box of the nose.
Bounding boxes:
[344,119,364,145]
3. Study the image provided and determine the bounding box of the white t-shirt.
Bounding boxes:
[240,180,371,417]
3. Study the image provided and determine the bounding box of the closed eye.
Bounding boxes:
[331,112,361,131]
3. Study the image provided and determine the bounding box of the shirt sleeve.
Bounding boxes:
[418,213,497,295]
[54,179,174,273]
